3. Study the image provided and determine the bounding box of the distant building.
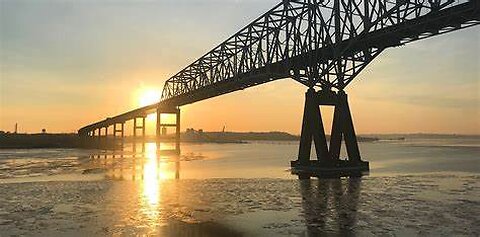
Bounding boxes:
[42,129,46,134]
[186,128,195,135]
[185,128,205,135]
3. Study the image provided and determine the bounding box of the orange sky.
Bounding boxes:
[0,0,479,135]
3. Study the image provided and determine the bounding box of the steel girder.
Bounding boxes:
[161,0,479,102]
[79,0,479,134]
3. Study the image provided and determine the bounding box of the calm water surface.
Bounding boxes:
[0,137,479,236]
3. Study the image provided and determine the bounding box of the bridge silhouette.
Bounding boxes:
[79,0,479,177]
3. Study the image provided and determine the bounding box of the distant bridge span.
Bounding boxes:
[79,0,479,176]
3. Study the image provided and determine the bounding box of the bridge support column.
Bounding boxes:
[113,122,124,149]
[93,129,97,146]
[291,89,368,178]
[132,117,146,152]
[329,91,361,161]
[121,122,125,147]
[113,124,117,142]
[175,108,180,153]
[132,117,145,142]
[133,118,137,138]
[103,126,109,149]
[97,128,102,144]
[155,107,181,154]
[156,107,162,139]
[298,88,330,165]
[142,117,146,141]
[133,118,137,152]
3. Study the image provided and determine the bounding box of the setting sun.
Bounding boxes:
[139,89,161,107]
[0,0,478,236]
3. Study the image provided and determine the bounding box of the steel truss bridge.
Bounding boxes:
[79,0,479,176]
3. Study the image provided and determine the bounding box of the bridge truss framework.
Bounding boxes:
[79,0,479,177]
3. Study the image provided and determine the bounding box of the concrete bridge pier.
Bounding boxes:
[156,107,161,139]
[103,126,108,147]
[175,108,180,153]
[96,127,102,145]
[113,122,125,148]
[156,107,180,154]
[291,89,369,178]
[87,130,96,147]
[132,116,146,152]
[133,116,145,140]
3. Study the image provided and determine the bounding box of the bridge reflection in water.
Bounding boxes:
[89,142,180,182]
[86,142,364,235]
[87,142,250,236]
[299,178,361,235]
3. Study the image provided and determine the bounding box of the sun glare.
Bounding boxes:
[140,143,175,210]
[139,89,161,107]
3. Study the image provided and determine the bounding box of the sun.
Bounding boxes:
[139,89,161,107]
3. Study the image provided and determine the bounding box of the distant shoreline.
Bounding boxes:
[0,132,478,149]
[0,133,95,149]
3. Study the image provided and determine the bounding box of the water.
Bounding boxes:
[0,136,479,236]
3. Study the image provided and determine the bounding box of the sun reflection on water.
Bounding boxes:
[90,142,181,231]
[142,143,161,207]
[140,142,178,224]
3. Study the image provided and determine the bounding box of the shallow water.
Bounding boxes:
[0,137,479,236]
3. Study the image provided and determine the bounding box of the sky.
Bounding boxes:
[0,0,479,135]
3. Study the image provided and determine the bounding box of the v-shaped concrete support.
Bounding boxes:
[329,91,361,162]
[297,89,363,166]
[298,89,330,164]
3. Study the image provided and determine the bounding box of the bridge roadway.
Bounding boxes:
[79,0,479,175]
